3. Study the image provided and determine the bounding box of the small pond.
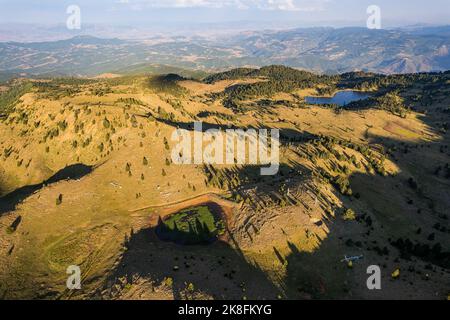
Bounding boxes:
[305,91,371,107]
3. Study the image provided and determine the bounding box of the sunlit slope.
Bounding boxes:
[0,68,449,299]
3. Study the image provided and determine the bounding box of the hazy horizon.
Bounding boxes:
[1,0,450,25]
[1,21,450,43]
[1,0,450,42]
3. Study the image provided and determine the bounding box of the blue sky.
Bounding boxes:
[1,0,449,27]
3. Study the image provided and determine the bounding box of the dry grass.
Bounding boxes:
[0,75,448,300]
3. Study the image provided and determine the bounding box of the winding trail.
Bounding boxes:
[129,192,241,228]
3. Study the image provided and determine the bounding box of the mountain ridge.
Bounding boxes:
[0,26,449,80]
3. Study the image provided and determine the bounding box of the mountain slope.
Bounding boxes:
[0,69,449,299]
[0,27,449,80]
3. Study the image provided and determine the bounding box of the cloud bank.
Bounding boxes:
[117,0,330,11]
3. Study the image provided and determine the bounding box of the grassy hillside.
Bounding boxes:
[0,67,449,300]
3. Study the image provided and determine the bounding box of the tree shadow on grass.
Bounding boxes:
[149,117,320,143]
[106,225,282,300]
[0,163,93,215]
[282,235,351,300]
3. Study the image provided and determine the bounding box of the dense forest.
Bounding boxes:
[202,66,450,114]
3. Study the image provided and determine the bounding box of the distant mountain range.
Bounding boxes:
[0,26,449,79]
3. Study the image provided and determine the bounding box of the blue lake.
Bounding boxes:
[305,91,371,107]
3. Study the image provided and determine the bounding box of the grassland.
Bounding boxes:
[0,67,448,300]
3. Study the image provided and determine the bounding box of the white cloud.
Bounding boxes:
[117,0,331,11]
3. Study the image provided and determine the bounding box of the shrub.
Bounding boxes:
[163,137,170,150]
[343,209,356,221]
[56,194,63,205]
[103,118,111,129]
[187,283,195,292]
[163,277,173,287]
[333,175,353,196]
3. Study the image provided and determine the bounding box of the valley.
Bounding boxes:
[1,26,450,81]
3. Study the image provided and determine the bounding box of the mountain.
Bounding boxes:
[0,27,449,80]
[222,26,450,74]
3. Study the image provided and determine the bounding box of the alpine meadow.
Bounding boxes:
[0,0,449,303]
